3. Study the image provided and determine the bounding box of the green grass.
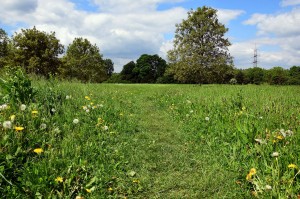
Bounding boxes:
[1,77,300,198]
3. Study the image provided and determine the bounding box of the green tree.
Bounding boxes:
[244,67,265,85]
[104,59,114,77]
[136,54,167,83]
[60,37,106,83]
[167,6,233,84]
[120,61,138,82]
[0,28,9,68]
[288,66,300,85]
[12,27,64,76]
[266,66,288,85]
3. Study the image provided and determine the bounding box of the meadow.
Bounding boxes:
[1,69,300,198]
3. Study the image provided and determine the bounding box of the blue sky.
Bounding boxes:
[1,0,300,72]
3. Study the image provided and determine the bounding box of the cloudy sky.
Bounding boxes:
[1,0,300,72]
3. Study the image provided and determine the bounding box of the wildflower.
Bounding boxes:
[55,176,63,183]
[119,112,124,116]
[86,109,90,113]
[53,127,61,133]
[40,123,47,130]
[99,104,104,108]
[66,95,71,100]
[82,106,88,110]
[3,121,12,129]
[254,138,267,145]
[246,168,256,181]
[14,126,24,131]
[133,179,140,183]
[288,164,297,169]
[20,104,26,111]
[97,118,104,125]
[242,106,246,111]
[85,96,91,100]
[86,188,91,193]
[10,115,16,122]
[265,185,272,190]
[33,148,43,154]
[75,196,84,199]
[259,116,263,119]
[205,117,210,121]
[276,135,284,140]
[271,152,279,157]
[51,108,56,113]
[103,126,109,131]
[108,187,113,191]
[73,119,79,124]
[190,110,194,113]
[32,110,38,116]
[0,104,8,110]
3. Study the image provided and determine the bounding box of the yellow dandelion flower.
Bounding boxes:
[246,168,256,181]
[276,135,284,140]
[14,126,24,131]
[249,168,256,175]
[86,188,91,193]
[132,179,140,183]
[55,176,63,183]
[85,96,91,100]
[32,110,38,114]
[108,187,113,191]
[246,173,252,181]
[33,148,43,154]
[288,164,297,169]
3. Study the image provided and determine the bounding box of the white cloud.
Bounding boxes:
[217,9,245,25]
[281,0,300,6]
[244,8,300,37]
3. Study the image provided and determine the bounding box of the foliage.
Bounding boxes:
[104,58,114,77]
[11,27,64,77]
[60,37,107,83]
[0,67,36,104]
[167,6,234,84]
[0,28,9,68]
[120,54,167,83]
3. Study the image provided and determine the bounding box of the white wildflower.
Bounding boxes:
[86,109,90,113]
[20,104,26,111]
[51,108,56,113]
[205,117,210,121]
[40,123,47,130]
[271,152,279,157]
[3,121,12,129]
[103,126,109,131]
[66,95,71,100]
[73,119,79,124]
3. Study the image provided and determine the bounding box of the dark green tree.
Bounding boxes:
[167,6,233,84]
[60,38,106,83]
[0,28,10,68]
[120,61,137,82]
[266,66,288,85]
[244,67,265,85]
[12,27,64,76]
[136,54,167,83]
[288,66,300,85]
[104,59,114,77]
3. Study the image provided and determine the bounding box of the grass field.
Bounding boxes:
[1,73,300,198]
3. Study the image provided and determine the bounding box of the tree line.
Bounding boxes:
[1,6,300,84]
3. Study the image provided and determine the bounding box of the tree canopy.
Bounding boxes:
[60,37,107,83]
[11,27,64,76]
[0,28,9,68]
[167,6,233,84]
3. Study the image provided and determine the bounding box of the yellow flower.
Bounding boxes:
[288,164,297,169]
[108,187,113,191]
[55,176,63,183]
[86,188,91,193]
[10,115,16,122]
[276,135,284,140]
[242,106,246,111]
[33,148,44,154]
[32,110,38,117]
[14,126,24,131]
[133,179,140,183]
[97,118,104,125]
[85,96,91,100]
[246,168,256,181]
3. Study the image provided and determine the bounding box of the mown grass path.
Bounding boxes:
[124,86,244,198]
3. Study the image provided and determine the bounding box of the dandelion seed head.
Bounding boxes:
[205,117,210,121]
[40,123,47,130]
[73,119,79,124]
[20,104,26,111]
[3,121,12,129]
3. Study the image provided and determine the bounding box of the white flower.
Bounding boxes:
[259,116,263,119]
[190,110,194,113]
[53,127,61,133]
[103,126,109,131]
[66,95,71,100]
[98,104,104,108]
[82,106,88,110]
[86,109,90,113]
[3,121,12,129]
[40,123,47,130]
[271,152,279,157]
[0,104,8,110]
[20,104,26,111]
[205,117,210,121]
[265,185,272,190]
[51,108,56,113]
[73,119,79,124]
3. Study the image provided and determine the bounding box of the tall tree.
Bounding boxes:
[120,61,137,82]
[167,6,233,84]
[60,37,106,83]
[12,27,64,76]
[0,28,9,68]
[104,59,114,77]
